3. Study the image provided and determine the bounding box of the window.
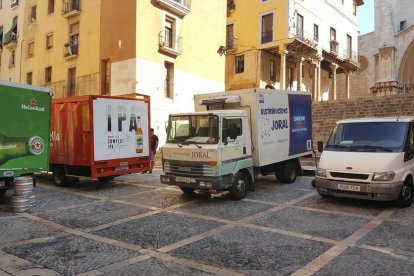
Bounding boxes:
[297,14,304,38]
[27,72,32,85]
[330,27,336,41]
[27,41,34,57]
[222,118,242,143]
[226,23,234,49]
[261,12,273,44]
[164,17,174,48]
[0,0,2,9]
[101,59,110,95]
[270,60,276,82]
[400,21,407,31]
[67,22,79,56]
[314,24,319,42]
[353,2,357,16]
[30,5,36,22]
[45,66,52,83]
[11,0,17,8]
[346,34,352,58]
[46,33,53,50]
[9,50,15,67]
[235,55,244,73]
[48,0,54,14]
[164,62,174,99]
[0,26,3,46]
[67,67,76,96]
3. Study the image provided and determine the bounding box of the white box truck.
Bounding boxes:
[315,117,414,207]
[160,89,312,199]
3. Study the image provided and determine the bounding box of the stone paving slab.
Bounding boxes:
[315,247,414,276]
[120,189,203,209]
[251,207,370,241]
[388,206,414,224]
[36,201,151,229]
[30,186,98,213]
[294,194,392,216]
[93,212,224,249]
[115,171,168,187]
[255,175,314,191]
[171,226,332,275]
[246,185,312,204]
[358,221,414,256]
[3,235,140,275]
[69,182,157,198]
[175,197,274,221]
[0,217,61,245]
[104,257,212,276]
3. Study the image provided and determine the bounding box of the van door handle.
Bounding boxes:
[243,147,246,154]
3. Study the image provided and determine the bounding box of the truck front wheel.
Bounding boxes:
[396,178,414,208]
[180,187,196,194]
[229,172,249,200]
[53,166,68,187]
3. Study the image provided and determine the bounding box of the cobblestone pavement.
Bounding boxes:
[1,169,414,275]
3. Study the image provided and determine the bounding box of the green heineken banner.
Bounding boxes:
[0,81,51,177]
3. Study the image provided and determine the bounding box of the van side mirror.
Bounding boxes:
[317,141,324,153]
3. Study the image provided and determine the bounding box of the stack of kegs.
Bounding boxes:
[10,176,35,213]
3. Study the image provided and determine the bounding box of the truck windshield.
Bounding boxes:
[326,122,408,153]
[166,115,219,144]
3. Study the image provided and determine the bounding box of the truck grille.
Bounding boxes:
[163,161,215,177]
[330,172,369,180]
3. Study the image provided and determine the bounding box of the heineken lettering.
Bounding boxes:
[21,104,45,112]
[0,134,45,165]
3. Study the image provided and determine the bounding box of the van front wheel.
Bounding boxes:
[396,179,414,208]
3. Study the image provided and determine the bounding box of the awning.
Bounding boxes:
[4,17,18,45]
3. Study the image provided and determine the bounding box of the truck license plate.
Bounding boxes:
[337,184,360,192]
[176,176,194,184]
[115,165,129,171]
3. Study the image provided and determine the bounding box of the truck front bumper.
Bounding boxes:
[160,174,229,190]
[315,177,403,201]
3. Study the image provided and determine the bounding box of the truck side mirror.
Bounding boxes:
[317,141,324,153]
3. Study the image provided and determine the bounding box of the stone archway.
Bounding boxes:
[398,39,414,91]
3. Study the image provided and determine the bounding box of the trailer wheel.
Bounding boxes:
[229,172,249,200]
[396,178,414,208]
[180,187,196,194]
[98,176,116,182]
[53,166,68,187]
[280,160,298,184]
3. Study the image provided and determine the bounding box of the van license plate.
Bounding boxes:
[176,176,194,184]
[337,184,360,192]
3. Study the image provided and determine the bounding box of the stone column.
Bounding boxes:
[330,63,338,101]
[312,61,319,102]
[279,47,288,90]
[345,70,352,99]
[297,57,304,91]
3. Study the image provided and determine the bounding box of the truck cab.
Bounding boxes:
[160,110,254,199]
[315,117,414,207]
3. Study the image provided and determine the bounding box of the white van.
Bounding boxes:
[315,117,414,207]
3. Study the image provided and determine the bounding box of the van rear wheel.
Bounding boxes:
[396,179,414,208]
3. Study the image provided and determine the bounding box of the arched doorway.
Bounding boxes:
[399,39,414,92]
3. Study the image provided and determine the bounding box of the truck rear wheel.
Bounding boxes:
[98,176,116,182]
[53,166,68,187]
[396,179,414,208]
[278,160,298,184]
[229,172,249,200]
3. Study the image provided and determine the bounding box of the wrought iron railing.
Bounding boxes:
[159,31,182,53]
[330,40,339,54]
[293,30,318,48]
[343,49,358,63]
[64,41,79,57]
[62,0,80,15]
[226,36,237,50]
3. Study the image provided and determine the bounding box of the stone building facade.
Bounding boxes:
[350,0,414,97]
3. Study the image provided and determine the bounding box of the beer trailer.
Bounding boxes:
[50,95,151,186]
[0,81,52,193]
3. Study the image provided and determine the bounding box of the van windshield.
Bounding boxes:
[166,115,219,144]
[326,122,408,152]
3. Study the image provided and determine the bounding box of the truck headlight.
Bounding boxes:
[316,168,327,178]
[372,172,395,181]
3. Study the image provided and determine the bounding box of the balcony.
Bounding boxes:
[4,33,17,50]
[11,0,18,8]
[155,0,191,17]
[342,49,360,70]
[64,41,79,60]
[226,36,237,52]
[330,40,339,55]
[62,0,81,19]
[227,0,235,16]
[159,31,182,56]
[286,29,318,57]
